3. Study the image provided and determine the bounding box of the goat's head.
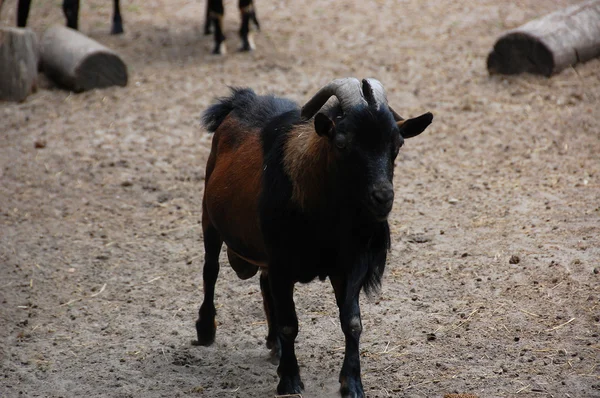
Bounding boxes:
[301,78,433,222]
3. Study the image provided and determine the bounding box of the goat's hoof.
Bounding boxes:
[212,42,227,55]
[111,24,124,35]
[239,35,255,52]
[194,321,216,346]
[277,375,304,395]
[340,377,365,398]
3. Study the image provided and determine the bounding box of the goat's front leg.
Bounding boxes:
[331,274,365,398]
[269,272,303,395]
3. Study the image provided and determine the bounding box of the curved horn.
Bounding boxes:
[363,78,404,121]
[362,78,387,110]
[301,78,366,120]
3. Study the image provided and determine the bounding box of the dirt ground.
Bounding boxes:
[1,0,599,397]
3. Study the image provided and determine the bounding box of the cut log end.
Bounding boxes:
[487,0,600,77]
[40,25,128,92]
[487,33,555,77]
[76,52,128,92]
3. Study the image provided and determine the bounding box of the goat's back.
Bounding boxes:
[201,89,299,264]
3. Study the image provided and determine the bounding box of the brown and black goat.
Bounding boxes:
[195,78,433,397]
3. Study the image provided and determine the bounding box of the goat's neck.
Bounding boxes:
[283,124,334,211]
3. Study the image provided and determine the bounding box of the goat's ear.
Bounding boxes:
[398,112,433,139]
[314,113,335,139]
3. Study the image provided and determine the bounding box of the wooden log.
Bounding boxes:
[40,25,127,92]
[0,27,38,102]
[487,0,600,76]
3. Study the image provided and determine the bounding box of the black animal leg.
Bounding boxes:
[238,0,257,51]
[193,210,223,346]
[203,0,212,35]
[269,272,303,395]
[260,270,280,359]
[111,0,124,34]
[62,0,79,30]
[208,0,226,54]
[17,0,32,27]
[331,273,365,398]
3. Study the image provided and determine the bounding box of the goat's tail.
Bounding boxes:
[202,87,257,133]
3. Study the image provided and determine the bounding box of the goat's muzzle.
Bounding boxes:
[368,183,394,221]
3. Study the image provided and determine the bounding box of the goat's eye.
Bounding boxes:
[334,134,347,149]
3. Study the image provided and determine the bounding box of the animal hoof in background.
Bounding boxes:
[212,42,227,55]
[193,321,216,346]
[277,375,304,395]
[239,35,255,52]
[111,24,124,35]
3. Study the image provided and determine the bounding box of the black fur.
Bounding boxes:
[202,88,298,132]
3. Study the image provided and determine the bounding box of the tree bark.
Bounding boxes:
[487,0,600,76]
[40,25,127,92]
[0,27,38,102]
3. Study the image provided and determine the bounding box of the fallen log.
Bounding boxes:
[40,25,127,92]
[0,27,38,102]
[487,0,600,76]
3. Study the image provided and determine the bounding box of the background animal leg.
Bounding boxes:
[238,0,258,51]
[62,0,79,30]
[111,0,123,34]
[207,0,226,54]
[16,0,32,27]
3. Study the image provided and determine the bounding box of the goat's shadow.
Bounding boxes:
[139,339,341,398]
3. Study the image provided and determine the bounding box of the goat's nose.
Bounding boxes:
[371,189,394,206]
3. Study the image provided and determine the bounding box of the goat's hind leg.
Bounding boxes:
[193,212,223,346]
[260,270,281,360]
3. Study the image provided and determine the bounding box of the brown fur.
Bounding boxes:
[204,116,266,262]
[283,124,333,209]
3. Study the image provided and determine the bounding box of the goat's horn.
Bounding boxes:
[362,78,388,110]
[301,78,366,120]
[363,78,404,121]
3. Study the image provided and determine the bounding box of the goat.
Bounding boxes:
[204,0,260,54]
[195,78,433,397]
[17,0,124,34]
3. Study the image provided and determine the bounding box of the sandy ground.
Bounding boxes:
[1,0,599,397]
